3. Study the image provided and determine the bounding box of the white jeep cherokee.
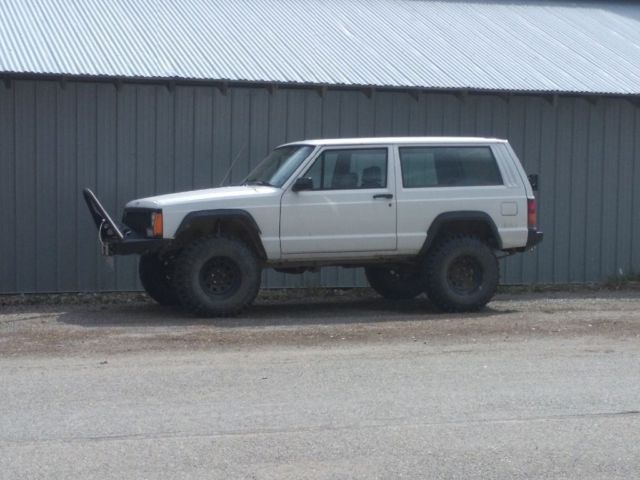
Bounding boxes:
[84,137,542,316]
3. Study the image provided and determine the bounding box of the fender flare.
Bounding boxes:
[174,209,266,259]
[419,211,502,255]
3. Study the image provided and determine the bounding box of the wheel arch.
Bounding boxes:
[419,211,502,255]
[173,210,267,260]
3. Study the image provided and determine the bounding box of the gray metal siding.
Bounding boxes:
[1,78,639,293]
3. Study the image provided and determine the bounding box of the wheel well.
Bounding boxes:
[174,212,266,260]
[420,213,501,255]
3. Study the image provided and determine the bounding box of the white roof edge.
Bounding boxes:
[281,137,508,147]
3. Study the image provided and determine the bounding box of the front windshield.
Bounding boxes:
[243,145,314,188]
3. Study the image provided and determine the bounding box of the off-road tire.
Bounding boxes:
[424,236,499,312]
[365,266,424,300]
[173,236,261,317]
[139,252,180,306]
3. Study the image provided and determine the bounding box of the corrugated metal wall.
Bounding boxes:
[1,78,639,293]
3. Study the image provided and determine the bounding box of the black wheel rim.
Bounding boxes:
[199,257,242,297]
[447,255,483,295]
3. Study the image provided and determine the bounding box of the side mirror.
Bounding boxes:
[292,177,313,192]
[528,174,539,191]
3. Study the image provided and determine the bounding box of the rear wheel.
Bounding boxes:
[173,236,262,317]
[424,236,499,312]
[365,266,424,300]
[139,252,180,306]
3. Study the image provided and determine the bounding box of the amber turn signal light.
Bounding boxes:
[151,212,163,237]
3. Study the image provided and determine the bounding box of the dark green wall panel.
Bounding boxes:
[1,79,639,293]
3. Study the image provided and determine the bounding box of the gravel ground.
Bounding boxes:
[1,289,639,357]
[2,289,640,479]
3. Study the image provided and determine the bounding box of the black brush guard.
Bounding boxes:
[82,188,166,256]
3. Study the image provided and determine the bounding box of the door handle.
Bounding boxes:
[373,193,393,199]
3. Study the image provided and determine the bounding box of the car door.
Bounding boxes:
[280,146,397,255]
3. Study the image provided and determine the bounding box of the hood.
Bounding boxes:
[126,185,279,209]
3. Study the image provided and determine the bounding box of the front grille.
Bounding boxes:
[122,209,153,236]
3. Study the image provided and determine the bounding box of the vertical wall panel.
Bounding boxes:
[374,92,393,136]
[247,89,269,166]
[155,85,176,194]
[14,81,37,291]
[391,92,410,135]
[34,82,57,291]
[0,84,16,292]
[600,101,621,279]
[407,94,426,135]
[211,88,231,186]
[174,86,195,191]
[229,89,251,183]
[425,94,444,135]
[615,102,634,277]
[76,83,98,290]
[193,86,214,190]
[459,95,476,136]
[55,83,78,291]
[552,98,573,283]
[115,85,138,290]
[584,101,605,282]
[537,100,558,283]
[441,94,461,135]
[135,85,157,198]
[304,89,323,139]
[568,99,589,283]
[2,79,640,293]
[96,83,118,290]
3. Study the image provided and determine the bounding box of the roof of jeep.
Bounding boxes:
[282,137,507,147]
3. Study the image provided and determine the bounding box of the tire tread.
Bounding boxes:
[424,235,499,312]
[173,235,261,317]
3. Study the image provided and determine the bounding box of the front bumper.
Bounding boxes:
[106,237,168,255]
[82,188,168,256]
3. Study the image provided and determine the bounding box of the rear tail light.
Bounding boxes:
[527,199,537,229]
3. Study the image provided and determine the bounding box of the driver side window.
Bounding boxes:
[303,148,387,190]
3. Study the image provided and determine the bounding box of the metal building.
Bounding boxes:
[1,0,639,293]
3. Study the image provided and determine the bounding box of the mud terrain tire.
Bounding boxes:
[173,236,261,317]
[424,236,498,312]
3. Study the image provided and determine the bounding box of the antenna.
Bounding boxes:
[219,143,248,187]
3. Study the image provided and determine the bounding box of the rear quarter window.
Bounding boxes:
[399,146,503,188]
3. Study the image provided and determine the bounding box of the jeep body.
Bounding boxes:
[84,137,542,315]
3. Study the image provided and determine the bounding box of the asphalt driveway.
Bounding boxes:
[1,289,640,479]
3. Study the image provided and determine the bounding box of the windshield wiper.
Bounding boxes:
[244,180,273,187]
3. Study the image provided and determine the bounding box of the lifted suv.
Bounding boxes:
[84,137,542,316]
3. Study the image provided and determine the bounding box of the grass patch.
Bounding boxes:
[603,272,640,290]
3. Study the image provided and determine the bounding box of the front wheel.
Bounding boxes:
[365,266,424,300]
[173,236,262,317]
[423,236,499,312]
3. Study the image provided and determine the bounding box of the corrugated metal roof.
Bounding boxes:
[1,0,640,95]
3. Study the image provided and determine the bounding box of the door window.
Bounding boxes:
[399,146,502,188]
[303,148,388,190]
